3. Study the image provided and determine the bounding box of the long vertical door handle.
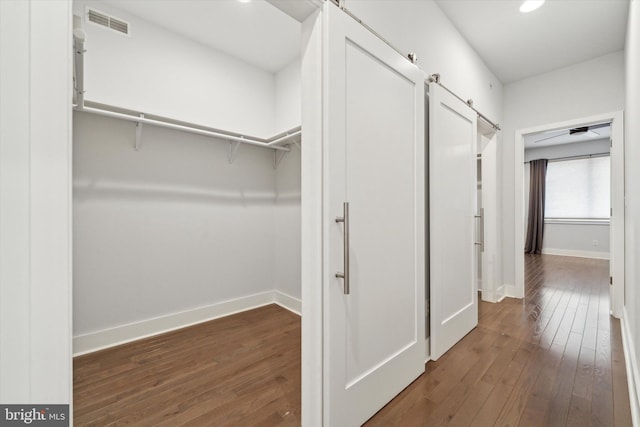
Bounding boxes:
[335,202,350,294]
[474,208,484,252]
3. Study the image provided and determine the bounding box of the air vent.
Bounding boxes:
[87,8,129,35]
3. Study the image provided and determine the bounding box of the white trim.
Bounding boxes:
[541,248,609,260]
[274,290,302,315]
[481,284,507,303]
[622,308,640,427]
[0,0,74,404]
[504,283,519,299]
[301,8,324,427]
[73,291,280,356]
[544,218,610,226]
[514,111,624,316]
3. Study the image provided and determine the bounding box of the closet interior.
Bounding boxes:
[72,0,302,355]
[476,122,501,303]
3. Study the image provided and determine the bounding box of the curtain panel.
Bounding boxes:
[525,158,548,254]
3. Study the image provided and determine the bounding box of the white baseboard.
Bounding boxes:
[73,290,299,356]
[480,290,497,303]
[504,283,518,299]
[622,307,640,426]
[274,290,302,316]
[481,284,507,304]
[541,248,609,260]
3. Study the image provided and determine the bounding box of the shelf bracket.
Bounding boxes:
[273,149,287,169]
[228,140,241,164]
[135,114,144,151]
[292,140,301,151]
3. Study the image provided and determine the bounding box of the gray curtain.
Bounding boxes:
[525,159,548,254]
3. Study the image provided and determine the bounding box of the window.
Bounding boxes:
[545,156,610,220]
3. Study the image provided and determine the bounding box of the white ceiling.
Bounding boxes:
[435,0,629,83]
[524,123,611,148]
[106,0,301,73]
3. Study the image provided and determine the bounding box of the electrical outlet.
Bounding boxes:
[592,239,599,246]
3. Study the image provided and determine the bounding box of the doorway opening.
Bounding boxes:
[513,112,624,317]
[71,0,308,424]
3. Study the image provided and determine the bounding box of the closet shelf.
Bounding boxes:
[73,29,300,155]
[75,103,301,153]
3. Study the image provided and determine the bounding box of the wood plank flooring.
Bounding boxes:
[365,255,632,426]
[74,255,632,426]
[73,304,301,426]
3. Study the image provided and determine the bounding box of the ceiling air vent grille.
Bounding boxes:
[87,9,129,35]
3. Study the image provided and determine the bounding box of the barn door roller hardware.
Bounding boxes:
[427,73,501,131]
[330,0,418,66]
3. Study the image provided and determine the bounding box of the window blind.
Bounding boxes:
[545,156,610,219]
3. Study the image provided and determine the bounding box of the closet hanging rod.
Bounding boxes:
[72,30,297,152]
[267,129,302,147]
[427,74,501,131]
[75,105,294,152]
[73,29,86,108]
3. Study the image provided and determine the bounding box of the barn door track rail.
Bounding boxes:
[427,73,501,131]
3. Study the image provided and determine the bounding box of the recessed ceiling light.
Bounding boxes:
[237,0,252,3]
[520,0,545,13]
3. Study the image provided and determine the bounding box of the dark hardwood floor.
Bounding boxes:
[73,304,301,426]
[74,254,632,426]
[366,255,632,426]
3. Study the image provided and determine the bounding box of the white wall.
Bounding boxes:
[74,0,280,137]
[623,0,640,421]
[274,60,302,304]
[541,223,609,258]
[0,0,72,405]
[523,139,611,259]
[502,51,625,288]
[73,112,280,339]
[275,148,302,303]
[276,59,302,133]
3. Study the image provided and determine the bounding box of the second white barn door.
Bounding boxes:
[429,83,479,361]
[324,3,426,426]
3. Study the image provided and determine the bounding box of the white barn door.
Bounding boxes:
[323,3,426,426]
[429,83,478,360]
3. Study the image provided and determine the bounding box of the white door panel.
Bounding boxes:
[429,84,478,361]
[344,40,417,383]
[324,3,425,426]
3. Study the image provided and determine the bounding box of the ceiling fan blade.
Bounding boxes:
[533,132,567,143]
